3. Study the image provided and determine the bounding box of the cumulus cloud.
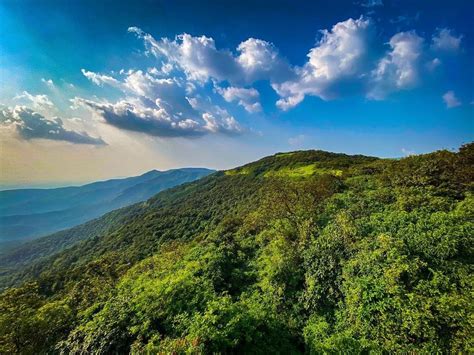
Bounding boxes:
[216,86,262,112]
[78,34,247,138]
[74,96,241,137]
[276,94,305,111]
[368,31,424,100]
[236,38,293,83]
[431,28,462,52]
[121,71,196,121]
[128,27,292,86]
[201,111,242,134]
[82,69,121,87]
[77,20,462,126]
[129,29,240,83]
[14,91,54,111]
[442,90,461,108]
[0,106,105,145]
[147,63,174,77]
[273,17,374,109]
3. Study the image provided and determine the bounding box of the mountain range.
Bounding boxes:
[0,168,214,250]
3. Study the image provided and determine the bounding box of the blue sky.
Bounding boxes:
[0,0,473,185]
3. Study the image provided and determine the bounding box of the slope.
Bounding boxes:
[0,168,214,247]
[0,145,472,354]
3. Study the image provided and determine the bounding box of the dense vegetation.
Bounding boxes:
[0,145,472,353]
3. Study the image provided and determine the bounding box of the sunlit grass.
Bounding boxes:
[224,167,252,175]
[264,164,343,178]
[225,163,343,177]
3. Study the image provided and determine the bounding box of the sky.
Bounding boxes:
[0,0,473,187]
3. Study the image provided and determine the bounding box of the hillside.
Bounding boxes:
[0,145,472,353]
[0,168,213,248]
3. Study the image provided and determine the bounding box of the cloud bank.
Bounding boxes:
[0,106,106,145]
[77,67,243,137]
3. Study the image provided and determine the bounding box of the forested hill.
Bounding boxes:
[0,145,473,353]
[0,167,213,248]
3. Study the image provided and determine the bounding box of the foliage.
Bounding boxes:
[0,144,473,353]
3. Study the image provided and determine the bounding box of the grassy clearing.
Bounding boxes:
[224,167,252,176]
[264,164,343,178]
[225,164,343,178]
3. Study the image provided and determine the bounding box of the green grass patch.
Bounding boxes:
[225,167,252,176]
[264,164,343,178]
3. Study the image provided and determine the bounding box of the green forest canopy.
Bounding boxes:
[0,144,473,353]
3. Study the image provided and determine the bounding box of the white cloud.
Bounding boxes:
[431,28,462,52]
[78,39,248,139]
[442,90,461,108]
[368,31,424,100]
[82,69,121,87]
[147,63,174,76]
[236,38,292,83]
[216,86,262,113]
[74,96,241,137]
[128,27,291,86]
[130,31,240,83]
[14,91,54,111]
[202,111,242,134]
[41,78,55,89]
[307,17,372,81]
[75,64,245,137]
[0,105,105,145]
[83,68,198,118]
[273,17,373,109]
[84,21,463,120]
[276,94,305,111]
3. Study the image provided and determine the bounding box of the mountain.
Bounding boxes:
[0,168,214,249]
[0,145,472,353]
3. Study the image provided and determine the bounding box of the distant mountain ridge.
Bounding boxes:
[0,168,214,248]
